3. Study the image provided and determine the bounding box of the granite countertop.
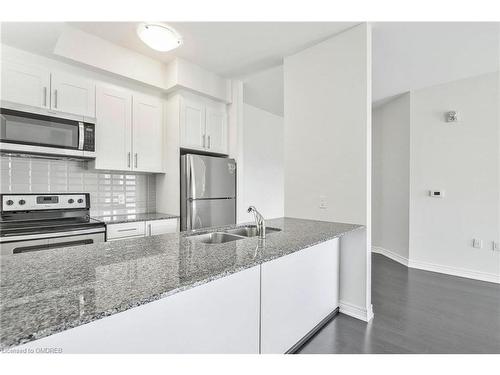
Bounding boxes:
[92,212,179,225]
[0,217,363,350]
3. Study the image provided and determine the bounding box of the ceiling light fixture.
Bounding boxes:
[137,23,183,52]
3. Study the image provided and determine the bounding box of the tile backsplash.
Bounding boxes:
[0,156,156,216]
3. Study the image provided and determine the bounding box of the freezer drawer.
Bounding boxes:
[187,199,236,231]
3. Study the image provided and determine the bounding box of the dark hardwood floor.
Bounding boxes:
[298,253,500,353]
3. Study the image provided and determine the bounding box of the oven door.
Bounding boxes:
[0,230,105,255]
[0,108,89,158]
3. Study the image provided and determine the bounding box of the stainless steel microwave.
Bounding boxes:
[0,107,96,158]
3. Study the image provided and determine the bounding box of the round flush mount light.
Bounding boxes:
[137,23,183,52]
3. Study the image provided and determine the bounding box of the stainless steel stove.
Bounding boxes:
[0,193,105,255]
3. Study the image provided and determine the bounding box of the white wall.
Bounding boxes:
[243,65,284,117]
[409,73,500,282]
[283,23,372,320]
[239,104,284,222]
[372,93,410,260]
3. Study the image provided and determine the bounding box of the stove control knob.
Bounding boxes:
[77,198,84,204]
[68,199,74,204]
[6,200,14,206]
[18,199,26,205]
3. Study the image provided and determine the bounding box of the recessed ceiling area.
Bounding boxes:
[70,22,357,77]
[0,22,357,78]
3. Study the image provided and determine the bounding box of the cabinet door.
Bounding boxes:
[94,86,132,171]
[205,106,228,154]
[261,239,340,353]
[132,94,164,173]
[1,60,50,109]
[106,221,146,241]
[146,219,178,236]
[51,71,96,117]
[179,96,205,150]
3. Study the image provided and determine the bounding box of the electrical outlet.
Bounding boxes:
[492,242,500,252]
[118,194,125,205]
[472,238,483,249]
[319,195,328,209]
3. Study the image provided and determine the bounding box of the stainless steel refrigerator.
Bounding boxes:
[180,154,236,231]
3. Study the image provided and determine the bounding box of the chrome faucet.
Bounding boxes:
[247,206,266,239]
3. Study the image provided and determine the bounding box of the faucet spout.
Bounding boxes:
[247,206,266,239]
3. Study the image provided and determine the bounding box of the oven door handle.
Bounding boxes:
[13,239,94,254]
[0,227,105,243]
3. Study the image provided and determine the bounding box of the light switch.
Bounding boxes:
[492,242,500,252]
[319,195,327,209]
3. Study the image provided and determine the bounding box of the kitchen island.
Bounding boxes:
[0,218,364,353]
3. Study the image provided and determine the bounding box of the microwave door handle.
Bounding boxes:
[78,122,84,150]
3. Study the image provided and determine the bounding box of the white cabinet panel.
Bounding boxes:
[261,239,340,353]
[180,96,205,150]
[146,219,178,236]
[132,94,164,173]
[1,60,50,109]
[205,106,227,154]
[16,265,260,353]
[94,85,132,171]
[51,71,95,117]
[107,222,146,241]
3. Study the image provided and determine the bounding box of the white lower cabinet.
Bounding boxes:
[106,221,146,241]
[146,218,178,236]
[260,238,340,353]
[107,219,178,241]
[17,265,260,354]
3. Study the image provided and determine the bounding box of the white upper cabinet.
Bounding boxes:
[179,94,228,155]
[50,71,96,117]
[94,85,132,171]
[91,86,164,173]
[205,106,227,154]
[180,96,205,150]
[1,60,95,118]
[1,60,50,109]
[132,94,164,173]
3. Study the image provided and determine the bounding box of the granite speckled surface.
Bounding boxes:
[0,217,363,350]
[92,212,178,224]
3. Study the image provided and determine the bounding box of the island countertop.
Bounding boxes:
[0,217,363,350]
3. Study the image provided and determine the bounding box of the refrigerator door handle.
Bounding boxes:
[186,157,194,230]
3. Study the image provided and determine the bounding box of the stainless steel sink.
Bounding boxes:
[188,232,245,244]
[225,226,281,237]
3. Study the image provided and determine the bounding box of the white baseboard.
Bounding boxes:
[339,301,374,322]
[372,246,500,284]
[372,246,409,266]
[408,258,500,284]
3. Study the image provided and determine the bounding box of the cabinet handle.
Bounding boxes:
[43,87,47,107]
[117,228,137,232]
[127,152,131,168]
[54,89,58,109]
[202,134,206,148]
[134,153,138,168]
[208,135,211,149]
[148,223,152,236]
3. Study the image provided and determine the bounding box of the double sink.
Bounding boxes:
[186,225,281,244]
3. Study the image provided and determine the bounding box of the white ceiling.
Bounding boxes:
[3,22,498,106]
[0,22,356,78]
[372,22,500,103]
